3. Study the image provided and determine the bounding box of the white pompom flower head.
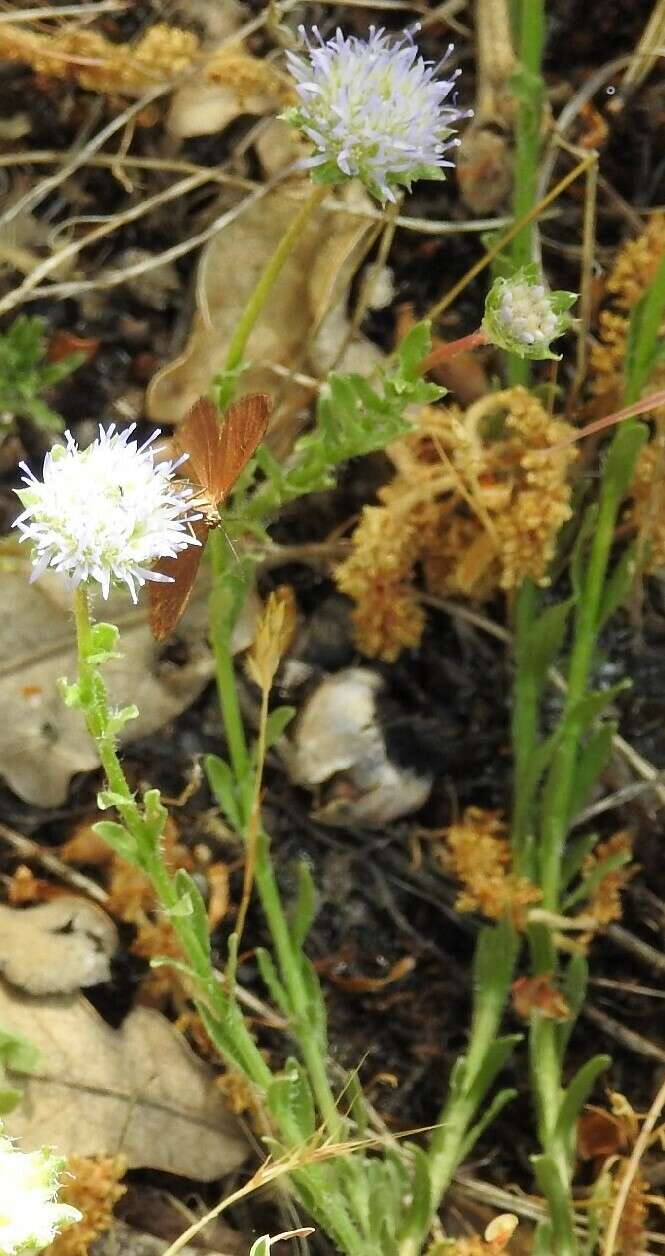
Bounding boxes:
[13,424,202,603]
[284,24,466,204]
[0,1134,81,1255]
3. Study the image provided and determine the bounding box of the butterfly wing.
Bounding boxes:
[149,394,272,640]
[148,519,209,641]
[174,393,272,506]
[213,392,273,503]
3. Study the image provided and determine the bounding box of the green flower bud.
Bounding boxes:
[482,265,577,359]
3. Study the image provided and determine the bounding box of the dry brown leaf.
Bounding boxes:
[146,181,379,445]
[0,981,247,1180]
[0,898,117,995]
[0,571,257,807]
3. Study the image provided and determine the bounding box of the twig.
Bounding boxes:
[0,169,212,317]
[603,1072,665,1255]
[0,84,171,234]
[0,819,108,902]
[0,1,125,21]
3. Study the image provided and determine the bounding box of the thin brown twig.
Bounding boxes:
[603,1072,665,1255]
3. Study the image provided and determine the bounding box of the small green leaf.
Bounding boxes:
[601,421,649,504]
[264,705,296,750]
[268,1059,316,1141]
[458,1087,517,1161]
[255,948,291,1016]
[556,953,588,1059]
[556,1054,611,1154]
[93,820,137,862]
[0,1027,39,1074]
[288,861,318,949]
[205,754,242,829]
[526,598,574,686]
[174,868,211,958]
[597,544,637,631]
[567,680,630,732]
[567,721,616,822]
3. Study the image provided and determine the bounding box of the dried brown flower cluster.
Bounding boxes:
[0,21,289,102]
[590,213,665,407]
[336,389,577,660]
[437,806,541,929]
[434,1214,518,1254]
[46,1156,126,1256]
[628,440,665,573]
[582,831,635,929]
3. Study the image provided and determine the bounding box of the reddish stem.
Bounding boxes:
[550,387,665,451]
[420,328,489,374]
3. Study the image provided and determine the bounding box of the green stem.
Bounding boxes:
[254,842,343,1139]
[507,0,545,387]
[218,183,327,407]
[72,588,272,1090]
[510,579,540,873]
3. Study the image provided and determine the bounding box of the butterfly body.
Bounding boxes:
[149,394,271,640]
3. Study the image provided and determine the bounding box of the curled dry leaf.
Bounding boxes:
[0,571,257,808]
[0,898,117,995]
[0,981,248,1180]
[146,182,379,447]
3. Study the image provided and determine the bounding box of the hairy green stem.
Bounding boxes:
[72,587,272,1089]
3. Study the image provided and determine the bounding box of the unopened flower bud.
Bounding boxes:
[482,265,577,359]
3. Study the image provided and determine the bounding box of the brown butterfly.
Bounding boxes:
[149,393,272,641]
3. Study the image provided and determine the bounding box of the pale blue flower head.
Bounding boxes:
[285,25,464,204]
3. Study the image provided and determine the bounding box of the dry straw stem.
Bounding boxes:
[608,0,665,108]
[429,152,596,319]
[603,1074,665,1255]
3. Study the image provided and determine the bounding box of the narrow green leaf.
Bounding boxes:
[567,680,630,732]
[288,861,318,949]
[458,1087,517,1162]
[556,953,588,1058]
[570,503,598,599]
[205,754,242,829]
[465,1035,521,1106]
[526,598,574,686]
[601,421,648,504]
[267,1059,316,1141]
[556,1054,611,1152]
[264,705,296,750]
[255,948,291,1016]
[567,720,616,821]
[562,833,598,889]
[623,253,665,404]
[597,544,636,631]
[174,868,211,958]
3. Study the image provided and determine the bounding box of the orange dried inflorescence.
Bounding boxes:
[46,1156,126,1256]
[335,390,577,660]
[590,213,665,407]
[437,806,541,929]
[583,831,635,929]
[336,507,427,662]
[0,21,289,102]
[628,440,665,573]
